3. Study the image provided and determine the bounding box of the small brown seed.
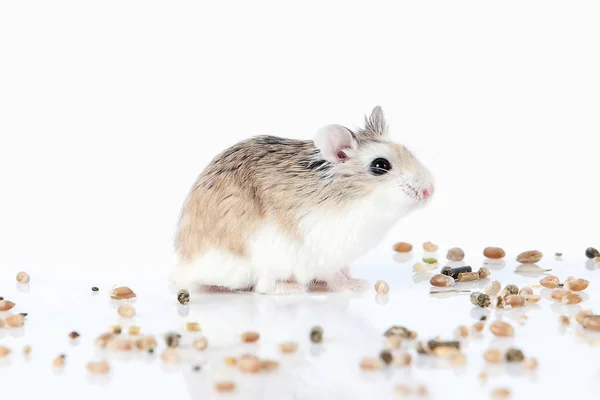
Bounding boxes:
[430,274,454,287]
[360,357,381,370]
[87,361,110,375]
[177,289,190,305]
[260,359,280,371]
[565,278,589,292]
[214,381,236,393]
[504,284,519,296]
[0,300,16,311]
[394,385,412,396]
[384,326,410,337]
[484,349,504,363]
[505,348,524,362]
[186,322,201,332]
[524,357,538,370]
[5,314,25,327]
[495,295,505,309]
[0,346,11,358]
[395,352,412,366]
[117,304,136,318]
[110,286,136,300]
[310,326,323,343]
[478,267,491,279]
[16,272,30,284]
[393,242,413,253]
[582,316,600,331]
[551,289,570,301]
[483,247,505,259]
[540,276,560,289]
[491,388,511,399]
[458,271,480,282]
[23,345,31,355]
[53,354,66,367]
[109,324,122,334]
[375,280,389,294]
[423,241,439,252]
[523,295,542,303]
[96,333,115,347]
[490,321,514,337]
[134,335,157,351]
[241,331,260,343]
[562,293,583,305]
[484,281,501,296]
[278,341,298,354]
[585,247,600,258]
[238,355,260,373]
[576,310,594,324]
[416,385,428,397]
[192,337,208,351]
[68,331,80,340]
[161,347,180,364]
[433,345,460,358]
[519,286,534,296]
[455,325,469,338]
[517,250,543,264]
[107,338,133,351]
[446,247,465,261]
[128,326,140,335]
[379,350,393,365]
[472,321,485,333]
[505,295,526,308]
[470,292,491,308]
[559,315,570,325]
[165,332,181,347]
[595,256,600,263]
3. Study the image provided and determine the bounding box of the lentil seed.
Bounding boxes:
[559,315,570,325]
[551,289,570,301]
[491,388,511,399]
[23,345,31,355]
[238,355,260,373]
[454,325,469,338]
[472,321,485,333]
[260,360,280,371]
[110,286,136,300]
[519,286,533,296]
[575,310,594,324]
[393,242,413,253]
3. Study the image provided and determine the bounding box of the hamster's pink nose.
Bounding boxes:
[421,187,433,199]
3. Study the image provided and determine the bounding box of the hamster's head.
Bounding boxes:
[313,106,434,213]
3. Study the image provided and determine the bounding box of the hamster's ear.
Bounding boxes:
[363,106,388,137]
[313,124,356,162]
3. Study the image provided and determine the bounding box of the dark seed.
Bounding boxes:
[148,348,154,354]
[504,284,519,296]
[470,292,491,308]
[384,326,410,338]
[165,332,182,347]
[379,350,393,365]
[20,313,28,317]
[68,331,80,339]
[310,326,323,343]
[505,348,525,362]
[441,266,473,279]
[192,365,201,372]
[480,316,487,321]
[585,247,600,259]
[91,287,99,292]
[177,289,190,305]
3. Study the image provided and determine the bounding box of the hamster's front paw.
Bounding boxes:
[343,278,368,292]
[326,272,368,293]
[254,279,308,295]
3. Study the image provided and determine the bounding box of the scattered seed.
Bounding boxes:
[505,348,524,362]
[470,292,491,308]
[87,361,110,375]
[23,345,31,355]
[107,338,133,351]
[454,325,469,338]
[109,324,122,334]
[483,247,505,259]
[490,321,514,337]
[117,304,136,318]
[91,287,99,292]
[483,349,504,363]
[430,274,454,287]
[472,321,485,333]
[224,357,237,366]
[565,278,589,292]
[278,341,298,353]
[379,350,393,365]
[214,381,236,393]
[433,345,461,358]
[585,247,600,259]
[260,360,280,371]
[446,247,465,261]
[96,333,115,347]
[384,326,410,337]
[423,257,438,264]
[135,335,157,352]
[165,332,181,347]
[582,316,600,331]
[0,346,11,358]
[575,310,594,324]
[5,314,25,327]
[505,295,526,308]
[540,275,560,289]
[495,295,505,309]
[517,250,543,264]
[177,289,190,305]
[241,331,260,343]
[416,385,428,397]
[110,286,136,300]
[479,371,488,382]
[310,326,323,343]
[16,272,30,284]
[491,388,511,399]
[186,322,201,332]
[53,354,66,367]
[481,315,487,321]
[395,352,412,366]
[413,262,436,273]
[478,267,491,279]
[551,289,570,301]
[562,293,583,305]
[238,354,261,373]
[0,300,16,311]
[484,281,501,296]
[393,242,413,253]
[423,241,439,252]
[504,284,519,296]
[385,335,402,350]
[417,340,461,354]
[375,280,389,294]
[523,295,541,303]
[193,337,208,351]
[161,347,180,364]
[394,385,411,396]
[441,266,472,279]
[555,252,563,257]
[524,357,538,370]
[559,315,570,325]
[457,271,480,282]
[519,286,534,296]
[68,331,80,340]
[128,326,140,335]
[360,357,381,371]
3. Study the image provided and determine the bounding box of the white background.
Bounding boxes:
[1,1,600,400]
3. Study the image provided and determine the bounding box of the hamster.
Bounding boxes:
[171,106,434,294]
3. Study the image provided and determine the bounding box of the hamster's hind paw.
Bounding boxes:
[327,273,368,293]
[254,280,308,295]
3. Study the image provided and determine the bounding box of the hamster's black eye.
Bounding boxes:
[370,158,391,175]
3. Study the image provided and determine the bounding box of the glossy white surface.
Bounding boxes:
[2,246,599,400]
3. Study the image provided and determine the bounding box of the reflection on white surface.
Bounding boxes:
[1,247,600,400]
